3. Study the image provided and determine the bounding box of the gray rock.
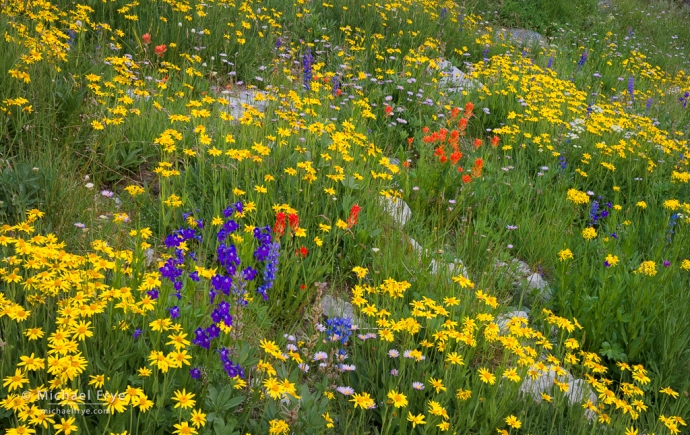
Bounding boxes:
[496,310,529,332]
[565,379,597,406]
[520,367,573,401]
[380,197,412,227]
[437,59,483,92]
[495,258,531,277]
[407,236,424,259]
[320,295,354,319]
[220,89,269,121]
[495,28,548,47]
[144,248,155,267]
[430,259,468,277]
[526,273,552,302]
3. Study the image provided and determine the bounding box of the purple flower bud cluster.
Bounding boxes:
[302,48,314,91]
[331,75,341,96]
[589,198,612,225]
[160,202,281,380]
[680,92,689,109]
[256,241,280,301]
[627,75,635,102]
[169,305,180,319]
[326,317,353,345]
[667,213,679,243]
[558,155,567,171]
[218,347,245,378]
[577,51,588,69]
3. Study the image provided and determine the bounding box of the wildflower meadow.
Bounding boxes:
[1,0,689,433]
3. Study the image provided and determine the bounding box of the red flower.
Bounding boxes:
[462,174,472,183]
[347,204,361,228]
[154,44,167,56]
[473,138,483,148]
[473,158,484,177]
[384,105,394,116]
[300,284,307,290]
[274,212,287,237]
[142,33,151,44]
[490,136,500,147]
[457,166,464,173]
[450,107,461,118]
[335,88,343,97]
[439,155,448,164]
[296,246,308,258]
[422,126,429,134]
[402,160,411,168]
[288,213,299,231]
[464,102,474,117]
[450,151,462,165]
[407,137,414,145]
[458,117,468,131]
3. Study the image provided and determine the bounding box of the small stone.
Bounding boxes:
[320,295,354,319]
[380,197,412,227]
[565,379,597,406]
[407,237,424,259]
[144,248,155,267]
[496,311,529,332]
[526,273,552,302]
[221,89,269,121]
[520,367,573,401]
[495,28,548,47]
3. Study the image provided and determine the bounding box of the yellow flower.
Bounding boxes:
[101,391,129,414]
[88,374,105,388]
[387,390,408,408]
[604,254,619,267]
[624,427,638,435]
[429,377,446,393]
[268,419,290,435]
[350,392,375,409]
[124,185,145,196]
[502,368,521,382]
[172,421,197,435]
[451,274,474,289]
[635,261,657,277]
[566,189,589,204]
[407,412,426,428]
[445,352,464,365]
[659,387,679,399]
[54,417,78,435]
[478,367,496,385]
[322,412,334,428]
[24,327,44,340]
[3,369,29,392]
[505,415,522,429]
[314,236,323,246]
[172,389,196,409]
[190,409,207,428]
[456,389,472,400]
[558,249,573,261]
[352,266,368,279]
[582,227,597,240]
[636,201,647,209]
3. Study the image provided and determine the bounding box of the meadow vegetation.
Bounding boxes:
[1,0,689,433]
